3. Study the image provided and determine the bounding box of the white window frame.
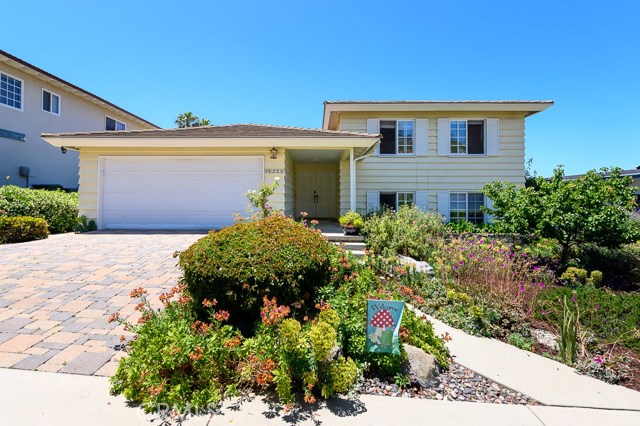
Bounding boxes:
[379,191,416,210]
[379,119,416,156]
[105,116,126,131]
[0,71,24,112]
[449,119,487,157]
[41,89,61,116]
[449,192,485,224]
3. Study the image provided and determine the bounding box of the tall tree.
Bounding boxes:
[175,112,211,128]
[483,166,639,265]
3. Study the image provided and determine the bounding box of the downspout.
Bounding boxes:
[350,139,380,211]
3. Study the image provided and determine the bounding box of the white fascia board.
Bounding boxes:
[42,137,380,149]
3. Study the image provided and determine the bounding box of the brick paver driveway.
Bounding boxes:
[0,231,205,376]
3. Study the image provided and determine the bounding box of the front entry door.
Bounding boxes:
[296,171,336,218]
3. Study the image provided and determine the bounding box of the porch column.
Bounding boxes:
[350,147,356,211]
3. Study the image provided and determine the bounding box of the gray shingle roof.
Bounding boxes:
[42,123,379,138]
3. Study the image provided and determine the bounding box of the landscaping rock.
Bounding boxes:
[401,344,440,388]
[398,255,434,276]
[359,362,538,405]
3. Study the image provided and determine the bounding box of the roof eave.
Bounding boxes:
[42,136,380,149]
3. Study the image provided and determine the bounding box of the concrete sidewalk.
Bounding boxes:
[411,306,640,411]
[1,368,639,426]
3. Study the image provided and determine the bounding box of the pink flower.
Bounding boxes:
[539,283,545,288]
[595,356,602,365]
[533,266,539,271]
[541,309,547,316]
[469,254,474,258]
[571,297,576,301]
[595,305,600,310]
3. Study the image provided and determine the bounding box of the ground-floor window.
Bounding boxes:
[450,192,484,224]
[380,191,415,210]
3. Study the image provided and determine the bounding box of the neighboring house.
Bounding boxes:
[0,50,158,190]
[42,100,552,229]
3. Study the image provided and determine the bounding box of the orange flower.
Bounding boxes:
[107,312,120,323]
[303,393,316,404]
[130,287,147,298]
[188,346,204,362]
[214,310,230,322]
[202,298,217,308]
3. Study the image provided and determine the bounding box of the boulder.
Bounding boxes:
[401,344,440,388]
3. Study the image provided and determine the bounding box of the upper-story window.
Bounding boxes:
[42,89,60,115]
[106,116,126,131]
[450,120,484,155]
[380,120,414,155]
[0,72,23,110]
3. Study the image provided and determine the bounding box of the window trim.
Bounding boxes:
[379,191,416,210]
[0,71,24,112]
[449,192,485,224]
[448,118,487,157]
[378,118,416,157]
[41,88,61,116]
[105,115,126,131]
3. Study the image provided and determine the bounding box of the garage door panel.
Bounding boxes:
[101,156,263,229]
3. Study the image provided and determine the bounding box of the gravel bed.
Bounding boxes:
[359,362,538,405]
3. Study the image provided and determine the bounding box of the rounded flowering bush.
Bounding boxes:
[178,215,337,331]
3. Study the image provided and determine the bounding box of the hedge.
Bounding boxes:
[0,186,78,233]
[0,216,49,244]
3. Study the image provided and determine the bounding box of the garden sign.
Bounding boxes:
[366,299,404,354]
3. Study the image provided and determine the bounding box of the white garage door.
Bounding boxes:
[100,156,264,229]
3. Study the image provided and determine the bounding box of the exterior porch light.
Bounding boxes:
[270,147,278,159]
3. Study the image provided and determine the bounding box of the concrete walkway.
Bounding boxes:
[1,368,639,426]
[410,306,640,411]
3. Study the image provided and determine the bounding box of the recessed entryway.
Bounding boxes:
[295,167,337,218]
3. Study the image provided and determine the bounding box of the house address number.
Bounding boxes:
[265,168,284,174]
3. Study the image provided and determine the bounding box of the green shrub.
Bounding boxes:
[570,243,640,291]
[178,215,337,330]
[0,216,49,243]
[0,186,78,233]
[110,288,241,413]
[560,267,589,287]
[508,332,535,351]
[363,205,446,262]
[589,270,604,286]
[338,210,364,229]
[317,261,450,375]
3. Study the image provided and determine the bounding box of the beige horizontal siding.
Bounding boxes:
[338,114,526,214]
[78,147,284,222]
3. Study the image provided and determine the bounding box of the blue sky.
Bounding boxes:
[4,0,639,176]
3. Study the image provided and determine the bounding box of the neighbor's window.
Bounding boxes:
[380,191,415,210]
[105,116,126,131]
[0,72,23,110]
[42,89,60,115]
[380,120,414,155]
[450,192,484,224]
[450,120,484,155]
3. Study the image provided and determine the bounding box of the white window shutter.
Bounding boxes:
[416,191,428,210]
[367,119,380,155]
[484,195,495,223]
[366,191,380,212]
[437,191,450,222]
[486,118,499,156]
[415,119,428,156]
[437,118,450,156]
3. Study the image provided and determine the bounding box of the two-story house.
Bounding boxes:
[42,100,552,229]
[0,50,158,190]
